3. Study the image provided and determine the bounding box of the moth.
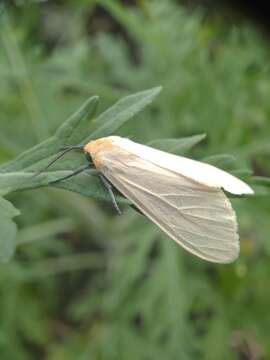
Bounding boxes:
[46,136,254,263]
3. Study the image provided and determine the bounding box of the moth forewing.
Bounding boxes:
[94,144,239,263]
[110,136,254,196]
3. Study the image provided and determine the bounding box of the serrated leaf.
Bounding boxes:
[148,134,206,155]
[0,197,20,263]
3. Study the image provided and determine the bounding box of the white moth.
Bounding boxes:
[84,136,254,263]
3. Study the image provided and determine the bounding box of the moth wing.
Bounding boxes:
[102,153,239,263]
[110,136,254,195]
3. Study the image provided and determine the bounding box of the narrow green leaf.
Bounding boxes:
[250,176,270,197]
[252,176,270,187]
[148,134,206,155]
[53,170,129,204]
[0,170,72,195]
[85,86,162,141]
[0,197,20,263]
[0,169,129,204]
[0,217,17,263]
[0,89,162,199]
[17,218,76,245]
[55,95,99,144]
[231,168,253,177]
[0,197,20,217]
[203,154,236,168]
[0,96,99,173]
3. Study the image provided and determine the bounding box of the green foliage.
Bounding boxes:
[0,198,20,262]
[0,87,161,197]
[0,86,162,262]
[0,1,270,359]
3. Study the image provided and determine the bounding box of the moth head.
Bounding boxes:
[84,138,115,167]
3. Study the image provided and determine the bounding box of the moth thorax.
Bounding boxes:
[84,138,114,169]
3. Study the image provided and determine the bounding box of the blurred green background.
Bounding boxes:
[1,1,270,359]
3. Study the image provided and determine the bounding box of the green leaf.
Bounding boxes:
[253,176,270,187]
[0,197,20,263]
[202,154,237,169]
[148,134,206,155]
[53,170,130,204]
[249,176,270,196]
[0,88,161,262]
[0,96,99,195]
[0,197,20,217]
[231,168,253,177]
[0,96,99,174]
[0,170,76,196]
[0,88,162,200]
[84,86,162,142]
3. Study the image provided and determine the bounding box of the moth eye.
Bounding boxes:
[85,152,92,163]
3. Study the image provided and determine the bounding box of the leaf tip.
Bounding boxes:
[152,85,162,94]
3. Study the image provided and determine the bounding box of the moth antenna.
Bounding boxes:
[33,145,84,178]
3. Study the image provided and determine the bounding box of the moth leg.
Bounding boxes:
[99,174,122,215]
[49,164,90,184]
